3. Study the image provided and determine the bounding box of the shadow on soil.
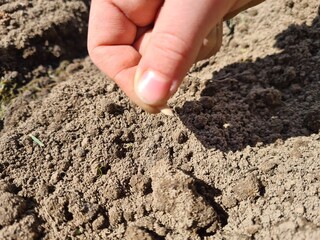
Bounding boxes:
[177,7,320,152]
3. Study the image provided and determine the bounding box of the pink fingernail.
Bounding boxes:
[135,70,171,105]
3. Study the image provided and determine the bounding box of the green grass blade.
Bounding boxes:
[29,134,45,147]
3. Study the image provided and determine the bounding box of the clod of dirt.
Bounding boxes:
[125,226,156,240]
[221,194,238,209]
[0,192,27,226]
[108,203,124,228]
[0,215,42,240]
[199,96,215,110]
[41,195,72,225]
[246,87,282,107]
[193,115,209,130]
[304,109,320,133]
[151,160,219,234]
[129,174,152,195]
[232,175,262,201]
[102,175,124,201]
[92,215,107,231]
[69,202,100,227]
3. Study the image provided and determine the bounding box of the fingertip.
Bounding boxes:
[112,66,162,114]
[134,69,172,106]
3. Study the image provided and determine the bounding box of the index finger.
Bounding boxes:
[88,0,139,77]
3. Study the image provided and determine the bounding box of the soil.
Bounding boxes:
[0,0,319,239]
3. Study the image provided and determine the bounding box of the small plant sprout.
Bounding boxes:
[97,164,110,177]
[73,227,83,236]
[123,142,134,149]
[97,167,103,177]
[29,134,45,147]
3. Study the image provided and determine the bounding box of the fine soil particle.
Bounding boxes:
[0,0,320,239]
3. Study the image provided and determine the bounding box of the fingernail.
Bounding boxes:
[135,70,172,105]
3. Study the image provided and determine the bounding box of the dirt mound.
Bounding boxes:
[0,0,319,239]
[0,0,89,117]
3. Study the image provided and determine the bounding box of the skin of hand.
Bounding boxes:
[88,0,264,113]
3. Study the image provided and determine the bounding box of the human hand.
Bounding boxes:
[88,0,264,114]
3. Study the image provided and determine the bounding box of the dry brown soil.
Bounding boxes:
[0,0,320,239]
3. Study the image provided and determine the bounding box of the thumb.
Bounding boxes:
[134,0,235,107]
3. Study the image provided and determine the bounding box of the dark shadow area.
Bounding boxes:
[177,7,320,152]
